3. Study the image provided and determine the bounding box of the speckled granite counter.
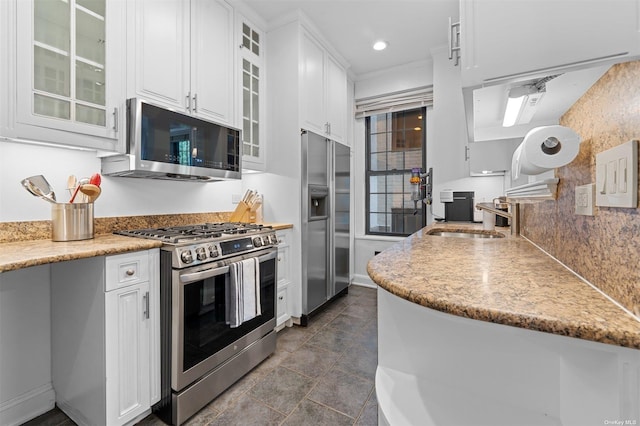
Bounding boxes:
[367,223,640,349]
[0,234,163,272]
[0,219,293,273]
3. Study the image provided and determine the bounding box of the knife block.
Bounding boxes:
[229,201,255,223]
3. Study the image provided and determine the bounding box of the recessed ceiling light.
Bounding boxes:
[373,41,388,51]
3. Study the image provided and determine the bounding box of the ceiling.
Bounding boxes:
[241,0,460,77]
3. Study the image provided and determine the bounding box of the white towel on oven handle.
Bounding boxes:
[241,257,261,322]
[226,258,261,328]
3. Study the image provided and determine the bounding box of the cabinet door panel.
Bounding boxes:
[133,0,188,109]
[325,55,346,143]
[191,0,234,124]
[461,0,640,86]
[301,32,326,135]
[105,282,150,425]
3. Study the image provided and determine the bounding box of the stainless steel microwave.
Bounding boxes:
[101,99,241,181]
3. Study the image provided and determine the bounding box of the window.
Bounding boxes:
[366,108,426,236]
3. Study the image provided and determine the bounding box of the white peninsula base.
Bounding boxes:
[376,287,640,426]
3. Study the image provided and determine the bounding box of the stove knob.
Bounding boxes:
[196,247,207,261]
[208,245,219,258]
[180,250,194,264]
[270,234,278,244]
[253,237,263,247]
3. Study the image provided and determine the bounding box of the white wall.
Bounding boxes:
[0,140,243,222]
[0,265,55,426]
[355,60,433,100]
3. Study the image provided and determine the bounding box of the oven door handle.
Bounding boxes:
[180,266,229,284]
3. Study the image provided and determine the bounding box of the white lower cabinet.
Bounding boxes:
[51,249,160,426]
[276,230,293,329]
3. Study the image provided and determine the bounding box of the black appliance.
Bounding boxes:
[444,191,475,222]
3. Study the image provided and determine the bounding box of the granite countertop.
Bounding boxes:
[367,222,640,350]
[0,222,293,273]
[0,234,163,272]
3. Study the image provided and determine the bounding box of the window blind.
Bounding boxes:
[355,86,434,118]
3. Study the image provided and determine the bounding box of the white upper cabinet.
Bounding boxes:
[129,0,234,126]
[237,15,266,171]
[10,0,125,151]
[300,30,347,144]
[459,0,640,88]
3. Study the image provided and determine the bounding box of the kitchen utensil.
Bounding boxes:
[79,184,101,203]
[21,175,57,203]
[80,184,101,203]
[89,173,101,187]
[67,175,77,197]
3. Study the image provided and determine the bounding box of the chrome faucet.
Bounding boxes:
[475,199,521,236]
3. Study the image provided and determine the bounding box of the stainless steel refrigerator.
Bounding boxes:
[301,130,351,323]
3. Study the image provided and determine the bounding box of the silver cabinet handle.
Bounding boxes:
[193,94,198,113]
[143,291,149,319]
[186,92,191,113]
[126,269,135,276]
[278,295,284,301]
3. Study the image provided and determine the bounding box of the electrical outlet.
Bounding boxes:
[575,184,595,216]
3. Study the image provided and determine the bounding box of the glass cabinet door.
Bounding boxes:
[33,0,106,126]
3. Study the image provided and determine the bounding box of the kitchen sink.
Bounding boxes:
[425,229,505,239]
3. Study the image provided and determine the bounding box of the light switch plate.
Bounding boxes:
[595,140,638,208]
[575,183,595,216]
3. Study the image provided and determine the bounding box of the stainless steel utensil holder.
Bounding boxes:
[51,203,94,241]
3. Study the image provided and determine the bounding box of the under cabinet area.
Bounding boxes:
[51,249,160,426]
[458,0,640,87]
[127,0,235,126]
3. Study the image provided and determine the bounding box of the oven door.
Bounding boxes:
[171,248,276,391]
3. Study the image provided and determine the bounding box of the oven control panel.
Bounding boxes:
[175,232,278,268]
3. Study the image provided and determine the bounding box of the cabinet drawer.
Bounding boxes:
[277,244,290,284]
[276,287,290,327]
[105,251,149,291]
[276,230,289,246]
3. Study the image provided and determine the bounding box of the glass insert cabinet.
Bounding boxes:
[14,0,123,149]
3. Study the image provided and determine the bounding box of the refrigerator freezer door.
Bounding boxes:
[305,132,329,186]
[307,218,328,313]
[333,142,350,295]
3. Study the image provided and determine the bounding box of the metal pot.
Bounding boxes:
[51,203,94,241]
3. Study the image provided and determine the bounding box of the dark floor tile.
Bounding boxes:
[341,301,377,320]
[351,324,377,353]
[346,285,377,301]
[249,346,292,379]
[307,367,374,418]
[248,366,315,415]
[209,394,284,426]
[334,342,378,381]
[184,403,219,426]
[22,407,69,426]
[282,398,354,426]
[355,398,378,426]
[283,343,341,378]
[276,325,314,352]
[327,313,370,335]
[307,326,358,355]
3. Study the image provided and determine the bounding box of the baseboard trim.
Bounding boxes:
[352,274,377,288]
[0,383,55,426]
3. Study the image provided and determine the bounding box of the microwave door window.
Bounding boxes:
[170,123,192,165]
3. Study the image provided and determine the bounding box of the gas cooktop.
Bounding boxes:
[116,222,270,244]
[116,222,278,268]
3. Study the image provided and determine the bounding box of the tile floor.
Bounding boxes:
[25,285,378,426]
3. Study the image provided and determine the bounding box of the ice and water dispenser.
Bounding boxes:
[308,185,329,219]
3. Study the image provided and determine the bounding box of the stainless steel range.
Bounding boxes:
[116,223,278,425]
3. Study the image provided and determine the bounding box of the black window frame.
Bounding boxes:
[365,107,427,237]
